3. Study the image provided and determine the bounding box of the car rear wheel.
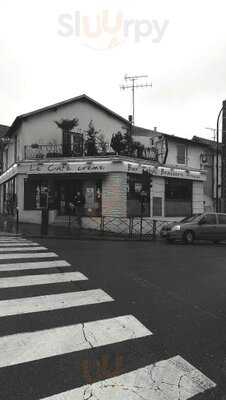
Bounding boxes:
[183,230,195,244]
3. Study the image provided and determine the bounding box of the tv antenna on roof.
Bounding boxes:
[205,127,217,141]
[120,74,152,127]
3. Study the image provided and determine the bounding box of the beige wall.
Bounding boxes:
[102,172,127,217]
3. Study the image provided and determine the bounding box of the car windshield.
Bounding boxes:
[180,214,201,224]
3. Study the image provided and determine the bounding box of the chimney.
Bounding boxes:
[154,127,157,132]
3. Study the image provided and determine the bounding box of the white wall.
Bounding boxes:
[5,100,128,168]
[193,181,204,214]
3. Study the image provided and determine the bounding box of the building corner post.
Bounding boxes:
[222,101,226,212]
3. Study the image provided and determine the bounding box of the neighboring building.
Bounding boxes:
[0,124,9,174]
[192,136,222,212]
[0,94,207,223]
[132,128,214,217]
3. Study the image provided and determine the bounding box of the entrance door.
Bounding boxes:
[57,181,83,215]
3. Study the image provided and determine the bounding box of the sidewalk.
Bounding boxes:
[0,218,151,241]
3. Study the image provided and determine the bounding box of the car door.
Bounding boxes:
[198,214,217,240]
[217,214,226,241]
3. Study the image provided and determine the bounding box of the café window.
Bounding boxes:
[165,178,192,217]
[127,174,150,217]
[153,197,163,217]
[3,178,16,215]
[177,144,187,164]
[24,180,50,210]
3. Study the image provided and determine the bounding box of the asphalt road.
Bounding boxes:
[0,237,226,399]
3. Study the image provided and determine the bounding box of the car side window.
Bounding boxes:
[204,214,217,224]
[218,214,226,224]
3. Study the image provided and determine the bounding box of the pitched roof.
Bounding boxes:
[7,94,130,137]
[192,136,222,151]
[0,124,9,138]
[133,126,198,145]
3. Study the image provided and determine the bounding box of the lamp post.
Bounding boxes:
[216,106,223,212]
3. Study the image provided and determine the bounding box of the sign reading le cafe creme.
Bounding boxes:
[25,160,206,181]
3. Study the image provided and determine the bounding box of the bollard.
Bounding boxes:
[16,207,19,234]
[152,219,157,240]
[41,207,49,236]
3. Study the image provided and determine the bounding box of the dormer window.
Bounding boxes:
[177,143,187,164]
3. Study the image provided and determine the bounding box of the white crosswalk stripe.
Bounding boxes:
[0,260,70,271]
[0,288,114,317]
[0,242,40,247]
[0,238,216,399]
[0,315,151,368]
[0,252,58,259]
[0,246,47,252]
[42,355,216,400]
[0,238,31,242]
[0,271,88,288]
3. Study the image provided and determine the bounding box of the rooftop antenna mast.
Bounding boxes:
[205,127,217,141]
[120,74,152,127]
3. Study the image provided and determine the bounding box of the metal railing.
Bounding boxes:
[24,144,83,160]
[24,143,158,161]
[0,212,177,240]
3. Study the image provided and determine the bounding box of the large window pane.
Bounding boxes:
[165,178,192,217]
[127,174,150,217]
[177,144,187,164]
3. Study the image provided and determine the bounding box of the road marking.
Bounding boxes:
[0,238,30,242]
[0,288,114,317]
[42,355,216,400]
[0,246,47,252]
[0,271,88,288]
[0,243,40,247]
[0,260,70,271]
[0,315,151,367]
[0,252,58,260]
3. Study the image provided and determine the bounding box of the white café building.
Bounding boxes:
[0,94,208,224]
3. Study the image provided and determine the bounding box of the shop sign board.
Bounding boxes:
[0,159,206,185]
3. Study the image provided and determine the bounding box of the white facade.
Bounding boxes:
[0,95,208,224]
[3,97,128,170]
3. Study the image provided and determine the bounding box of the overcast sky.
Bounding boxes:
[1,0,226,139]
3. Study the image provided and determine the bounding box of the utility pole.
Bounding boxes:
[120,74,152,126]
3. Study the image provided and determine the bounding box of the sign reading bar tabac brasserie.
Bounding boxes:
[127,163,205,181]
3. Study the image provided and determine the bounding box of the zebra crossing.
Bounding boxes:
[0,236,216,399]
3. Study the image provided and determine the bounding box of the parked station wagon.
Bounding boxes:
[166,213,226,244]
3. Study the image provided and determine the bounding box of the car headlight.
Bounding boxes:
[171,225,181,232]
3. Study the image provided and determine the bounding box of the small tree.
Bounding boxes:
[133,141,144,158]
[55,118,79,131]
[122,127,134,156]
[85,120,99,156]
[110,131,125,155]
[97,133,108,154]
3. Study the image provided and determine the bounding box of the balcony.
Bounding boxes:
[24,144,85,160]
[24,143,158,162]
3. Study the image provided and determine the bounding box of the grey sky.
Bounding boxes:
[0,0,226,139]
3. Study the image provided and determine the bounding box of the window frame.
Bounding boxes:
[176,143,187,165]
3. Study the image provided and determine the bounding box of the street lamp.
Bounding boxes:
[216,106,223,212]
